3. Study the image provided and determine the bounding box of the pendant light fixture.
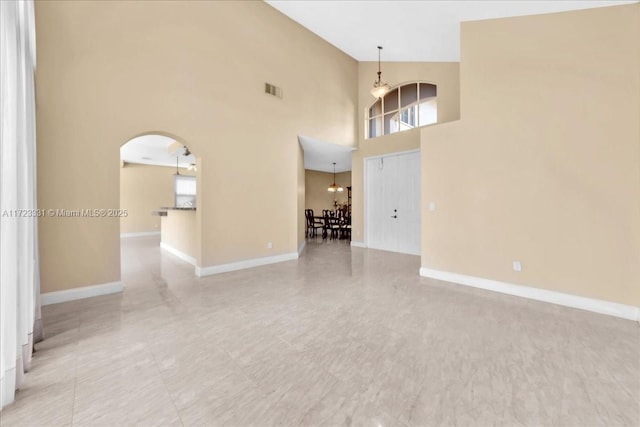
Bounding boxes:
[370,46,390,99]
[327,162,344,193]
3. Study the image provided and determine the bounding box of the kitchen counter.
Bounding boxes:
[161,206,196,210]
[159,208,197,265]
[153,206,196,216]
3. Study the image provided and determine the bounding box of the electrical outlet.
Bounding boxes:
[513,261,522,272]
[267,241,273,249]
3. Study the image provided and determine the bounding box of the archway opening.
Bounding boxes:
[119,133,199,280]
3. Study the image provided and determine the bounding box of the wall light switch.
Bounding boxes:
[267,242,273,249]
[428,201,436,212]
[513,261,522,272]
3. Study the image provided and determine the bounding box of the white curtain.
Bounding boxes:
[0,0,42,409]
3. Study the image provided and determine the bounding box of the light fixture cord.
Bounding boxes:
[377,46,382,83]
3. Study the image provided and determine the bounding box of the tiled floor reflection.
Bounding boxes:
[1,236,638,426]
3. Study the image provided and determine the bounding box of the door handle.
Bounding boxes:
[391,215,397,219]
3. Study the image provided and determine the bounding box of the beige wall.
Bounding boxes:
[36,1,357,292]
[305,170,351,215]
[421,4,640,306]
[297,145,306,251]
[351,62,461,243]
[161,210,197,261]
[119,163,194,234]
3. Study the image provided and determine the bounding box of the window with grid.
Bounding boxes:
[367,82,437,139]
[175,175,196,207]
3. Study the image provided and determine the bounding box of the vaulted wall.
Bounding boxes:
[421,4,640,306]
[35,1,358,292]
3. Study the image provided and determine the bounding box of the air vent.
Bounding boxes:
[265,82,283,99]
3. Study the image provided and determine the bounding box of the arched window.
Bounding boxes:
[367,82,437,139]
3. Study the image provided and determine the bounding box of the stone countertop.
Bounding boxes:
[152,207,196,216]
[159,206,196,211]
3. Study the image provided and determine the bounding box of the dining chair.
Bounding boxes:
[305,209,324,238]
[323,210,341,240]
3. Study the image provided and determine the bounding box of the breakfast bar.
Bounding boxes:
[157,207,197,265]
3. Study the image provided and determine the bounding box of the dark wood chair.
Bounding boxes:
[337,209,351,240]
[321,210,331,238]
[305,209,323,238]
[323,210,341,240]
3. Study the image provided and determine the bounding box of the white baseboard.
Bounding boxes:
[120,231,160,238]
[350,241,366,248]
[419,267,640,322]
[41,281,124,306]
[196,251,299,277]
[298,240,306,257]
[160,242,197,266]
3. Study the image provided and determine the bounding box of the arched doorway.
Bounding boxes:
[119,133,200,280]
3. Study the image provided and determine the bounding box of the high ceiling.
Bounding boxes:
[266,0,636,62]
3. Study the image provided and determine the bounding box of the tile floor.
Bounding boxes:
[1,236,638,426]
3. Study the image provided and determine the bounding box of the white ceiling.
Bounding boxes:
[120,135,196,168]
[299,136,354,173]
[266,0,636,62]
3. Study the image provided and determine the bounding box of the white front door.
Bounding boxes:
[366,150,421,255]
